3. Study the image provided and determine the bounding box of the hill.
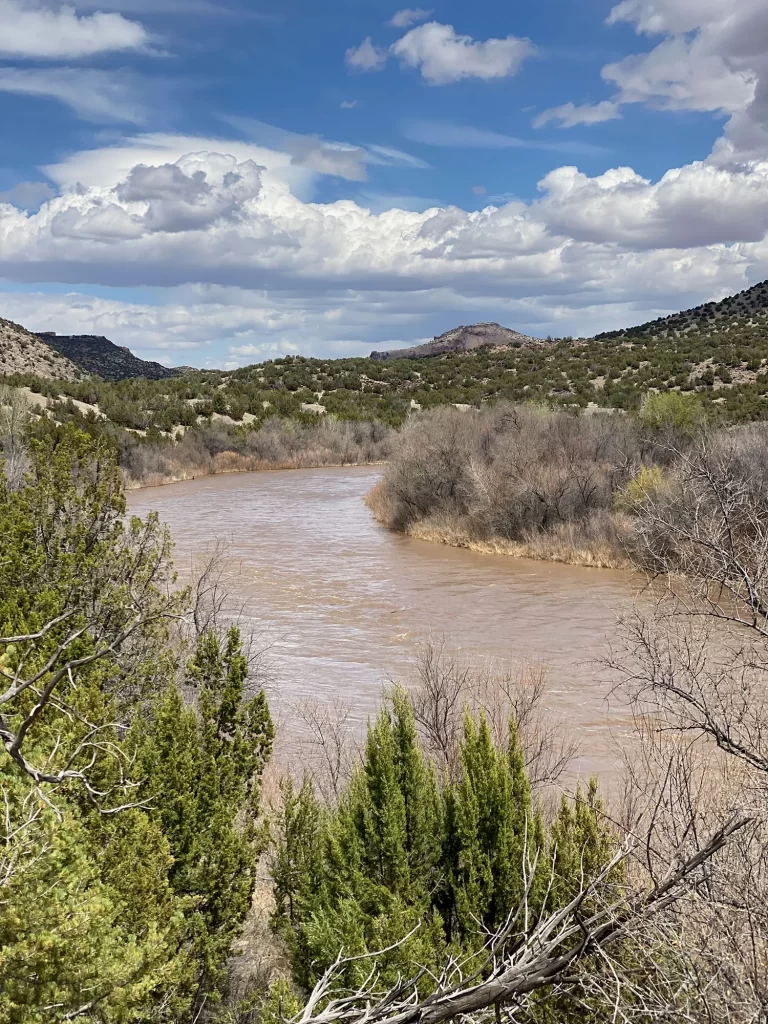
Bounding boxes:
[371,322,542,360]
[37,332,178,381]
[0,318,81,380]
[596,279,768,341]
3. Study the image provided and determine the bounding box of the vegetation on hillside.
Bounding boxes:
[3,280,768,490]
[0,317,81,380]
[38,332,179,381]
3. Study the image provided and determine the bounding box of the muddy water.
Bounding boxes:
[128,466,636,778]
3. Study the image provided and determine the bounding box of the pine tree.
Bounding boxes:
[273,689,444,988]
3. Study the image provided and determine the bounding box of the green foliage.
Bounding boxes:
[0,428,274,1022]
[272,690,618,997]
[615,465,667,514]
[639,390,706,432]
[445,716,547,941]
[0,772,189,1024]
[136,629,274,1004]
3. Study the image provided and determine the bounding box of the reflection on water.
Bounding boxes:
[128,466,635,778]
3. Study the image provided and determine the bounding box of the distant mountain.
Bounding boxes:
[0,318,81,380]
[371,322,545,360]
[37,333,179,381]
[595,279,768,341]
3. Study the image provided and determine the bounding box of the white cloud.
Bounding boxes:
[391,22,535,84]
[540,0,766,157]
[603,36,755,115]
[345,37,387,71]
[0,181,55,208]
[388,8,432,29]
[364,144,430,169]
[222,116,429,178]
[0,0,148,59]
[0,67,148,122]
[534,100,622,128]
[2,133,768,362]
[340,99,359,109]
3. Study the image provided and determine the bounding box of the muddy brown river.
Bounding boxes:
[128,466,636,779]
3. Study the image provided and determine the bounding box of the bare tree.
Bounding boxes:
[407,636,577,788]
[607,428,768,1021]
[0,384,31,489]
[294,695,358,803]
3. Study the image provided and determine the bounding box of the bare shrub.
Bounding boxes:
[292,695,359,803]
[407,636,577,789]
[373,403,646,564]
[123,417,393,487]
[608,427,768,1020]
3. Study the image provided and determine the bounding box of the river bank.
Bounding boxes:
[125,454,630,571]
[123,451,384,490]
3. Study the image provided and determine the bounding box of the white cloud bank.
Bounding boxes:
[535,0,766,157]
[2,132,768,362]
[0,0,148,59]
[347,21,534,84]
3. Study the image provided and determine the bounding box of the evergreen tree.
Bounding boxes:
[137,627,274,1009]
[446,714,546,943]
[0,430,276,1022]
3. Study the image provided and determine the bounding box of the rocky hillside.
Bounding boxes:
[37,333,178,381]
[0,318,81,380]
[370,322,543,360]
[596,279,768,341]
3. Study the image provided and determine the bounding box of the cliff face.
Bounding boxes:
[0,319,81,380]
[370,322,544,360]
[37,333,178,381]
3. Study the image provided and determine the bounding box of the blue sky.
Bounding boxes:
[0,0,767,367]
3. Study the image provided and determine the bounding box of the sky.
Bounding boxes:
[0,1,768,368]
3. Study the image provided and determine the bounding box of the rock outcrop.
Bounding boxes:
[370,322,543,360]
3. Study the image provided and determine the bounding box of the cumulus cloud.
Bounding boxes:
[345,37,387,71]
[540,0,766,158]
[2,135,768,346]
[603,36,755,114]
[534,100,622,128]
[391,23,535,84]
[0,0,148,59]
[346,22,534,84]
[0,67,148,122]
[388,8,432,29]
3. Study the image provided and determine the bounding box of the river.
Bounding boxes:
[128,465,636,780]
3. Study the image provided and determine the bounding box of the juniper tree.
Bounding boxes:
[136,627,274,1009]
